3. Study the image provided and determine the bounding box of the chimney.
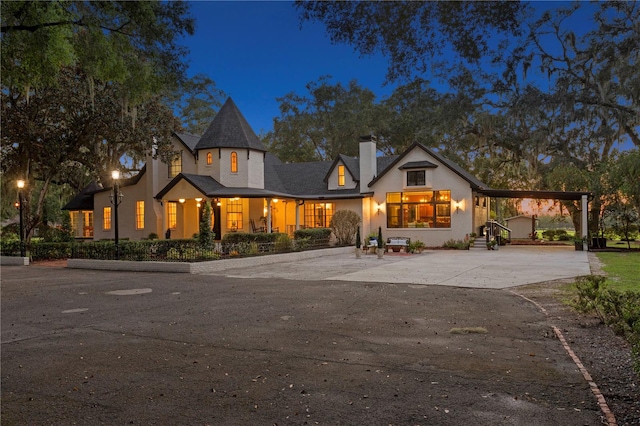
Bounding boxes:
[359,135,377,193]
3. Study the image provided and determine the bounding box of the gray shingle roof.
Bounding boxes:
[194,97,266,152]
[62,181,102,210]
[174,132,200,151]
[398,160,438,169]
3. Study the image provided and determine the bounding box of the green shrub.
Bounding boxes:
[442,239,470,250]
[329,210,361,246]
[557,234,572,241]
[275,233,292,252]
[293,228,331,245]
[542,230,556,241]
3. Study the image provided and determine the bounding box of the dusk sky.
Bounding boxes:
[181,1,394,135]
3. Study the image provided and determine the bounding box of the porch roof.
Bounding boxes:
[477,189,591,201]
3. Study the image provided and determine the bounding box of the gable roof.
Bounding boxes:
[174,132,200,152]
[62,181,103,210]
[368,142,488,190]
[323,154,359,183]
[194,97,267,152]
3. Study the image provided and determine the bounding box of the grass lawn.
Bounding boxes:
[596,251,640,292]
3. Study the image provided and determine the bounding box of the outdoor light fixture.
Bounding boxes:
[273,198,279,203]
[195,197,203,202]
[16,179,25,257]
[109,171,123,259]
[453,199,464,214]
[178,198,185,204]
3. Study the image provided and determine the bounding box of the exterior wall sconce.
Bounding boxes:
[195,197,202,208]
[453,199,464,213]
[375,201,384,215]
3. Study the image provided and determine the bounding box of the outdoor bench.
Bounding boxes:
[386,237,410,253]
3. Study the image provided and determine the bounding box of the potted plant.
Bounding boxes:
[413,240,425,253]
[573,236,585,251]
[487,239,497,250]
[376,226,384,258]
[355,226,362,258]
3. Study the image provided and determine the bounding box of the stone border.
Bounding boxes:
[67,246,354,274]
[0,256,29,266]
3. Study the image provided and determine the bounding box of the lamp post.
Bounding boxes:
[17,180,25,257]
[109,170,123,259]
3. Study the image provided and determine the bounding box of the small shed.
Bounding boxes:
[505,215,535,240]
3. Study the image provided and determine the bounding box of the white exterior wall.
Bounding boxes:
[327,162,358,190]
[247,151,265,188]
[196,149,216,177]
[369,148,474,247]
[472,194,489,236]
[93,169,162,241]
[359,141,377,192]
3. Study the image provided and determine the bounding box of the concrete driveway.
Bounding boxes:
[211,245,591,289]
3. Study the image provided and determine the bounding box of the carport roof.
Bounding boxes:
[477,189,591,201]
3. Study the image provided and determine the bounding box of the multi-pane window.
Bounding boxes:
[103,207,112,230]
[338,165,345,186]
[83,211,94,237]
[304,203,334,228]
[136,201,145,229]
[226,198,243,230]
[386,191,451,228]
[169,152,182,178]
[206,152,213,165]
[407,170,425,186]
[70,211,79,237]
[168,202,177,229]
[230,151,238,173]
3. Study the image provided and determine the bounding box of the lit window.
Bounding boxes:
[168,202,177,229]
[386,190,451,228]
[168,152,182,178]
[70,211,80,237]
[407,170,425,186]
[136,201,144,229]
[103,207,112,230]
[206,152,212,165]
[338,165,345,186]
[82,211,93,237]
[226,198,243,230]
[304,203,334,228]
[230,152,238,173]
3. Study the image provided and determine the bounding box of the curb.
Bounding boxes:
[67,246,354,274]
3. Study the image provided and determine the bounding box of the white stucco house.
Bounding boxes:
[64,97,589,246]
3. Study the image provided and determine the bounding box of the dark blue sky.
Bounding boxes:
[183,1,393,135]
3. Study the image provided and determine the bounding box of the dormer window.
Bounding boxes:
[207,152,212,165]
[230,151,238,173]
[338,165,345,186]
[407,170,425,186]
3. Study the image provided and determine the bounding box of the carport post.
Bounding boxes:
[581,194,588,250]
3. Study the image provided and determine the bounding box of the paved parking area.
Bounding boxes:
[214,246,591,289]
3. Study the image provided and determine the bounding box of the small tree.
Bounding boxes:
[329,210,361,245]
[355,226,361,248]
[377,226,383,249]
[198,201,214,248]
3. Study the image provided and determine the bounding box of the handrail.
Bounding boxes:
[485,220,512,244]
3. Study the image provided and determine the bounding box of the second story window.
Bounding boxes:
[206,152,212,165]
[407,170,425,186]
[230,151,238,173]
[338,165,345,186]
[169,152,182,178]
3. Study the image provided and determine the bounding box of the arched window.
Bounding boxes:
[230,151,238,173]
[206,152,212,165]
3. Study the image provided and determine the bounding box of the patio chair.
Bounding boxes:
[250,219,265,233]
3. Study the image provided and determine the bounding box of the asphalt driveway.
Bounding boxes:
[1,247,602,425]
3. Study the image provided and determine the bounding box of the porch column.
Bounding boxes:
[296,200,304,230]
[581,194,588,249]
[266,198,272,233]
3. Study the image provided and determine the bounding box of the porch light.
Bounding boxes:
[273,198,279,203]
[195,198,203,202]
[178,198,185,204]
[453,199,464,213]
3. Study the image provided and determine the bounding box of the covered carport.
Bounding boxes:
[476,189,591,249]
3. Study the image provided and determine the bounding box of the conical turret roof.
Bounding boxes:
[194,97,266,152]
